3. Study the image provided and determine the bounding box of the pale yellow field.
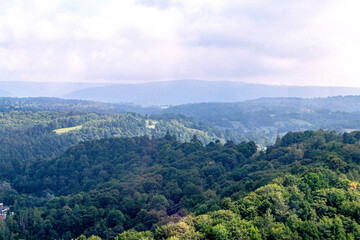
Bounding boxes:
[146,120,158,129]
[54,125,83,134]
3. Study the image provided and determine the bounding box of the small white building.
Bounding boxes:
[0,203,9,220]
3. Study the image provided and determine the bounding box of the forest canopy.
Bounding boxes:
[2,130,360,239]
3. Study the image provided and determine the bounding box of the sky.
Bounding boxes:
[0,0,359,87]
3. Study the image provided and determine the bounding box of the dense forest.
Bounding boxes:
[165,96,360,142]
[4,96,360,146]
[2,97,360,239]
[0,97,156,115]
[0,109,251,163]
[2,130,360,239]
[1,97,275,165]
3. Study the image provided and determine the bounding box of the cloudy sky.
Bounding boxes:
[0,0,359,86]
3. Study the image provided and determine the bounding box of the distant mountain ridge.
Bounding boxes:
[65,80,360,105]
[0,81,108,98]
[0,89,11,97]
[2,80,360,105]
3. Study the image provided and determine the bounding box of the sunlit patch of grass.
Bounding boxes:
[146,120,158,129]
[54,125,83,134]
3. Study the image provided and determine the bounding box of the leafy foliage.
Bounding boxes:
[2,130,360,239]
[164,97,360,144]
[0,109,245,164]
[3,97,360,239]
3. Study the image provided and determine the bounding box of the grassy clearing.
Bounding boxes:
[146,120,159,129]
[54,125,83,134]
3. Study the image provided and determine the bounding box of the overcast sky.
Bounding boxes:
[0,0,359,87]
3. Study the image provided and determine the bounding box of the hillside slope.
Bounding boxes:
[2,130,360,239]
[0,89,11,97]
[165,96,360,142]
[0,110,251,163]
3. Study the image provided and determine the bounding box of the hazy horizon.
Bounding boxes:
[2,78,360,88]
[2,80,360,105]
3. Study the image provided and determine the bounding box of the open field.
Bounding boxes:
[54,125,83,134]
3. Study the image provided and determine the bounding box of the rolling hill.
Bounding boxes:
[0,89,11,97]
[0,81,108,98]
[65,80,360,105]
[164,96,360,142]
[3,80,360,106]
[4,95,360,147]
[3,130,360,239]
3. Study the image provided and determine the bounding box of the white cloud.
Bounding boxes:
[0,0,359,87]
[66,51,86,73]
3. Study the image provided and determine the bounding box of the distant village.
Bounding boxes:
[0,203,10,220]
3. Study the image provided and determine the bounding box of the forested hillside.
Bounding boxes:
[0,109,249,163]
[0,97,156,114]
[2,130,360,239]
[5,96,360,147]
[165,96,360,143]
